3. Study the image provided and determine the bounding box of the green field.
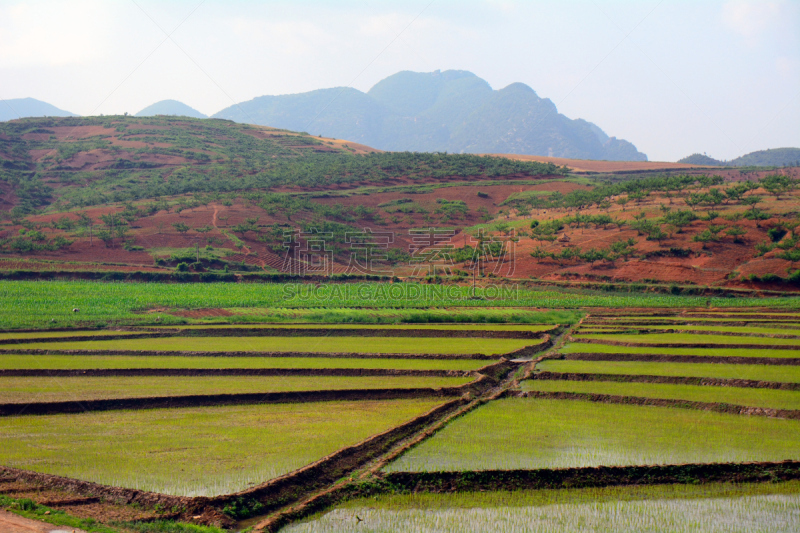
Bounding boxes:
[0,375,473,403]
[165,323,557,332]
[5,336,536,355]
[385,398,800,472]
[0,354,491,371]
[596,316,800,323]
[575,333,800,346]
[0,399,443,496]
[521,380,800,410]
[537,360,800,383]
[2,280,797,330]
[287,482,800,533]
[561,343,800,358]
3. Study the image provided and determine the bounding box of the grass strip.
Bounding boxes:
[0,494,120,533]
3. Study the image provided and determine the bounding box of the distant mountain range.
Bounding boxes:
[0,98,76,122]
[212,70,647,161]
[679,148,800,167]
[135,99,207,119]
[6,75,799,166]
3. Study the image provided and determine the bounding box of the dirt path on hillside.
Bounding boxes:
[0,509,87,533]
[211,204,267,271]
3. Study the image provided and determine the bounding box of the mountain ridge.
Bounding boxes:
[679,148,800,167]
[135,99,207,119]
[213,70,648,162]
[0,98,76,122]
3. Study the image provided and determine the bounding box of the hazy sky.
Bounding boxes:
[1,0,798,161]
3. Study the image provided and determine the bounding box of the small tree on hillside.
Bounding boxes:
[172,222,190,234]
[725,226,747,244]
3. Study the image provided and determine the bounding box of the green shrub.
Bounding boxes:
[768,227,787,242]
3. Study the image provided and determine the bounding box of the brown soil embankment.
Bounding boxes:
[382,460,800,493]
[0,386,480,417]
[0,467,201,524]
[563,352,800,365]
[503,336,552,359]
[516,390,800,419]
[0,333,166,345]
[533,371,800,391]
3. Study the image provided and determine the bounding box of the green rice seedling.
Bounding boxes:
[164,324,558,332]
[597,325,800,336]
[521,380,800,410]
[0,375,474,403]
[537,360,800,383]
[0,355,491,371]
[8,337,537,355]
[384,398,800,472]
[0,399,442,496]
[575,333,800,346]
[1,280,797,330]
[0,330,143,341]
[286,481,800,533]
[561,343,800,358]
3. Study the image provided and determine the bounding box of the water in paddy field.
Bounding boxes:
[281,494,800,532]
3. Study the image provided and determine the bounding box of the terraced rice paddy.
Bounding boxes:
[7,336,536,355]
[537,360,800,383]
[0,375,474,403]
[287,482,800,533]
[574,333,800,346]
[385,398,800,471]
[578,325,800,336]
[3,300,800,531]
[521,380,800,410]
[0,399,443,496]
[561,343,800,358]
[0,354,491,371]
[0,330,143,340]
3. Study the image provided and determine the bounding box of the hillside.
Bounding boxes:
[679,148,800,167]
[136,100,207,118]
[213,70,648,162]
[0,116,798,292]
[0,98,76,122]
